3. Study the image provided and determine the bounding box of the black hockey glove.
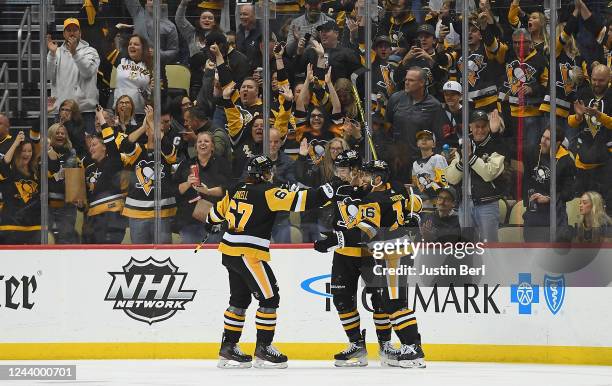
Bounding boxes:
[314,231,345,253]
[204,221,222,234]
[404,213,421,228]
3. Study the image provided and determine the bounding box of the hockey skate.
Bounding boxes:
[334,330,368,367]
[254,344,288,369]
[378,341,400,367]
[397,343,426,368]
[217,342,252,369]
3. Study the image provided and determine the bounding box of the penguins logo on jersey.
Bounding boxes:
[504,60,536,95]
[308,139,328,165]
[557,62,575,96]
[135,160,164,197]
[378,64,394,92]
[337,197,361,229]
[14,179,38,203]
[423,67,434,87]
[533,164,551,184]
[87,169,102,192]
[458,54,487,87]
[236,105,256,128]
[586,98,604,132]
[390,31,404,47]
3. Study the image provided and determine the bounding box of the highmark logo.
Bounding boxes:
[511,273,539,315]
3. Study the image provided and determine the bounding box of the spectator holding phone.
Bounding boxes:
[285,0,333,57]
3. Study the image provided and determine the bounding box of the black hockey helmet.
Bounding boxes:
[247,155,274,180]
[334,149,362,168]
[362,159,390,182]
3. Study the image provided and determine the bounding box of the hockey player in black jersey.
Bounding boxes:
[316,160,426,369]
[205,155,336,369]
[315,150,397,367]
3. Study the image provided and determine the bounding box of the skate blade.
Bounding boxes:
[253,358,288,369]
[398,358,426,368]
[217,358,252,369]
[380,358,399,367]
[334,357,368,367]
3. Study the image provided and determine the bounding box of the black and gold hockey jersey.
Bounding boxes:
[83,127,139,217]
[121,135,178,219]
[483,25,549,117]
[450,44,502,112]
[567,88,612,171]
[539,14,587,118]
[0,162,40,233]
[330,181,369,257]
[207,182,332,261]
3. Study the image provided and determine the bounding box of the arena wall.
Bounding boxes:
[1,245,611,365]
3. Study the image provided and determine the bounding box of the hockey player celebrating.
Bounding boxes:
[315,160,426,369]
[315,150,398,367]
[205,155,336,369]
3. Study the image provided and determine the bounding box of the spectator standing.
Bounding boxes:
[174,131,228,244]
[567,64,612,210]
[411,130,448,209]
[57,99,87,159]
[47,18,100,135]
[236,3,262,71]
[445,110,506,242]
[112,35,152,119]
[176,0,220,98]
[385,66,446,182]
[286,0,334,57]
[47,123,79,244]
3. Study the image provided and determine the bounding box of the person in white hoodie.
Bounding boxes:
[47,18,100,135]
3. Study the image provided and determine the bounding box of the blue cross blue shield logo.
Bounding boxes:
[511,273,539,315]
[544,274,565,315]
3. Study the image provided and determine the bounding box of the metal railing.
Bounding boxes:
[0,63,9,116]
[17,7,32,114]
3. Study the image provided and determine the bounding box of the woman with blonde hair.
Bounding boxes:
[574,191,612,242]
[58,99,87,157]
[334,78,359,121]
[47,123,79,244]
[508,1,549,55]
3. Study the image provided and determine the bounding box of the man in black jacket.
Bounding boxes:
[523,126,577,242]
[298,20,362,82]
[445,110,506,242]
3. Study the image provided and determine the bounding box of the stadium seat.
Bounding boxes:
[110,66,117,89]
[566,197,581,227]
[498,199,508,225]
[508,201,526,225]
[498,227,524,243]
[290,225,303,243]
[166,64,191,93]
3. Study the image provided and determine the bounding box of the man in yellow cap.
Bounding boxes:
[47,18,100,134]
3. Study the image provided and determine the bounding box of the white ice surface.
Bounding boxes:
[1,360,611,386]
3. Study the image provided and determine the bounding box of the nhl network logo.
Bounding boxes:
[105,257,196,324]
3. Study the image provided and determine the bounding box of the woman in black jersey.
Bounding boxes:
[0,131,41,244]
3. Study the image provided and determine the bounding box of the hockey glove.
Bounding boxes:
[204,221,222,234]
[404,213,421,228]
[314,231,345,253]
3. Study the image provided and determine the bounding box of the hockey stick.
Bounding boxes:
[194,232,210,253]
[350,70,378,161]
